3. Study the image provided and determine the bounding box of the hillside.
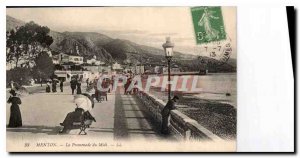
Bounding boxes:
[6,15,25,31]
[63,31,113,46]
[49,31,114,63]
[6,15,236,72]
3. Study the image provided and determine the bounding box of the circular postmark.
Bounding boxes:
[198,36,232,67]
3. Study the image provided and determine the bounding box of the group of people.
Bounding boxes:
[86,77,111,102]
[7,74,180,136]
[45,77,82,95]
[46,79,64,93]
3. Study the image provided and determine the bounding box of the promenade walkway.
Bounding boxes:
[6,85,166,144]
[6,84,234,152]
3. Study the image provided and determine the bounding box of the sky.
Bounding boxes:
[7,7,236,58]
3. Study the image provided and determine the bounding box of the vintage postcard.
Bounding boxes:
[6,6,237,152]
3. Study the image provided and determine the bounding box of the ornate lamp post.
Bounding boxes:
[162,37,174,101]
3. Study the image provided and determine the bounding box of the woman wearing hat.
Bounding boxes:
[59,94,96,134]
[7,90,22,127]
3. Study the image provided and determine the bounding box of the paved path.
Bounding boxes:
[6,84,233,152]
[6,85,164,142]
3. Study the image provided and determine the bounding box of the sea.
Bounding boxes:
[193,73,237,108]
[147,73,237,108]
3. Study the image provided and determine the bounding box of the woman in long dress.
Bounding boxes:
[7,90,22,127]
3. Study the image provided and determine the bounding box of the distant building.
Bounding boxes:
[124,66,133,74]
[83,65,101,73]
[54,70,89,82]
[112,62,123,70]
[122,62,145,74]
[52,55,59,64]
[86,55,105,66]
[163,65,181,73]
[58,53,83,65]
[86,59,103,66]
[102,65,112,73]
[134,64,145,74]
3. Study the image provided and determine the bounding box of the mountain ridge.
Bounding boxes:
[6,15,236,72]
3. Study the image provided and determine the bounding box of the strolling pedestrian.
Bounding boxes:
[9,81,15,90]
[40,78,43,87]
[93,80,100,102]
[7,90,22,127]
[128,77,133,95]
[133,80,139,95]
[52,79,57,93]
[77,81,82,94]
[124,77,132,95]
[46,81,51,93]
[70,78,77,95]
[60,79,64,92]
[161,96,179,135]
[86,78,89,87]
[111,76,115,90]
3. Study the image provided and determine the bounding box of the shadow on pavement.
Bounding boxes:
[7,125,62,135]
[113,93,129,139]
[113,91,171,140]
[89,128,114,133]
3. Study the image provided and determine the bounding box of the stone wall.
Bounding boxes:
[136,90,222,141]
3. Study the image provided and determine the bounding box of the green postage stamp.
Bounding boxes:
[191,6,226,44]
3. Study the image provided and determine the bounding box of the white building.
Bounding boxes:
[58,53,84,65]
[52,55,59,64]
[135,65,145,74]
[162,66,181,73]
[86,55,105,66]
[54,70,91,82]
[112,62,123,70]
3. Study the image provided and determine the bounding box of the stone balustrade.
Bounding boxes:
[136,90,222,141]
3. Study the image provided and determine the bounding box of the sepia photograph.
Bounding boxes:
[6,6,237,152]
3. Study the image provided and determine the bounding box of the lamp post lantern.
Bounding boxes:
[162,37,174,101]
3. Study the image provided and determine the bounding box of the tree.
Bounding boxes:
[7,67,32,86]
[32,52,54,81]
[6,21,53,68]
